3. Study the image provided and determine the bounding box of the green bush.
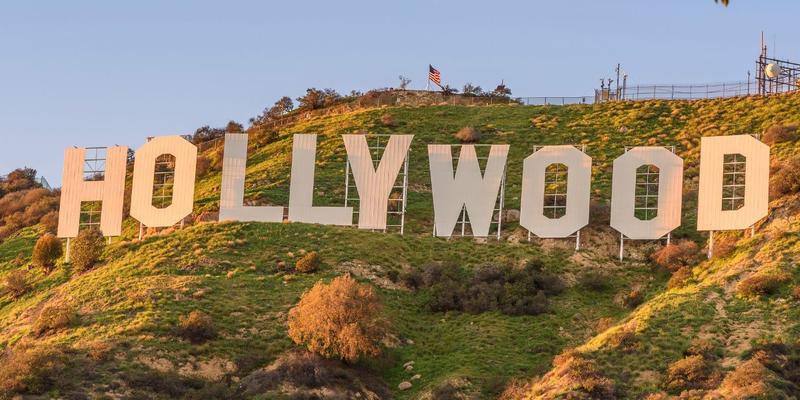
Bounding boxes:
[4,270,31,298]
[177,310,216,344]
[31,233,62,272]
[32,304,77,336]
[70,228,105,272]
[295,251,320,273]
[416,261,562,316]
[577,270,610,291]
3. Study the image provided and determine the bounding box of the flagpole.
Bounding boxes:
[426,65,430,91]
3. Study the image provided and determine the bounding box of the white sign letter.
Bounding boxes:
[130,136,197,227]
[428,144,509,238]
[288,134,353,225]
[520,145,591,238]
[697,135,769,231]
[57,146,128,238]
[610,147,683,240]
[342,134,413,230]
[219,133,283,222]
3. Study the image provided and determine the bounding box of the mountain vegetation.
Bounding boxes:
[2,91,800,399]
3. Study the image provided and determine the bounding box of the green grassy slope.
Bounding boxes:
[2,93,800,399]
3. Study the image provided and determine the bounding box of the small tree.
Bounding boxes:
[32,234,62,273]
[225,121,243,133]
[462,83,483,96]
[297,88,324,110]
[70,228,104,272]
[398,75,411,90]
[492,81,512,97]
[288,275,389,362]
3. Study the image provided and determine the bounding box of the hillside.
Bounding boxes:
[2,93,800,399]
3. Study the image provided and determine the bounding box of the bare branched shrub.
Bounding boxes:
[380,113,396,127]
[32,304,77,336]
[70,228,105,272]
[177,310,216,344]
[762,124,798,146]
[615,286,645,309]
[32,233,62,273]
[454,126,481,143]
[770,157,800,198]
[4,270,31,298]
[651,240,699,272]
[287,275,389,362]
[295,251,320,273]
[0,343,70,396]
[667,267,692,289]
[737,273,790,297]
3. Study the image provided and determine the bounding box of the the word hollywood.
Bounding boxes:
[57,133,769,242]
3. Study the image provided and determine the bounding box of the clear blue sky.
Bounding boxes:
[2,1,798,186]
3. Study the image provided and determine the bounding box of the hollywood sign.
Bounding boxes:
[57,133,769,246]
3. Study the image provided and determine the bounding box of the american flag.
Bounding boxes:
[428,65,441,86]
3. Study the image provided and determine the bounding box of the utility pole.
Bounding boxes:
[615,63,621,99]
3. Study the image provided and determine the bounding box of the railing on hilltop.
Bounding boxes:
[516,96,594,106]
[601,81,754,102]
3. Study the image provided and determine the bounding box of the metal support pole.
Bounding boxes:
[575,230,581,251]
[708,230,714,259]
[666,233,671,246]
[138,223,144,241]
[399,149,410,235]
[65,238,71,263]
[619,234,624,261]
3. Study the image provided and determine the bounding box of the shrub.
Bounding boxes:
[195,155,212,177]
[577,270,610,291]
[238,350,391,399]
[594,317,615,334]
[287,275,389,362]
[4,270,31,298]
[608,326,639,352]
[70,228,105,272]
[714,359,781,398]
[528,351,617,399]
[616,286,645,309]
[762,124,798,145]
[32,233,62,272]
[0,344,70,396]
[39,211,58,233]
[711,235,737,259]
[667,266,692,289]
[770,157,800,198]
[177,310,216,344]
[380,113,396,127]
[651,240,699,272]
[453,126,481,143]
[399,268,423,289]
[664,355,716,392]
[295,251,320,273]
[686,338,717,360]
[32,304,77,336]
[413,261,561,316]
[737,273,790,297]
